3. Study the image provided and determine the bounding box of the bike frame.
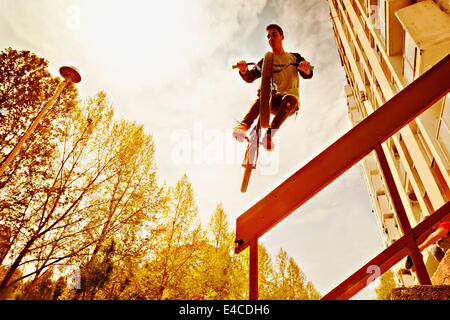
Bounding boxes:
[243,120,261,169]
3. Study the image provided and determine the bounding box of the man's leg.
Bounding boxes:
[242,98,260,128]
[233,98,260,142]
[262,95,298,151]
[270,95,298,130]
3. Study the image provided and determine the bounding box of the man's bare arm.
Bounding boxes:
[419,227,448,251]
[237,59,262,83]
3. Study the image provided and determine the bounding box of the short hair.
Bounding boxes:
[266,24,284,36]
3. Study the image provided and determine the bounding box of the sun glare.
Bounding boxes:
[83,1,196,85]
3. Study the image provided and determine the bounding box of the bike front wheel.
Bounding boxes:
[259,51,273,129]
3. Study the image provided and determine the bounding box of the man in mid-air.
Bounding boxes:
[233,24,313,151]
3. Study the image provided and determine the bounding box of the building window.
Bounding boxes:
[399,136,413,167]
[379,0,386,43]
[412,121,434,166]
[376,45,381,63]
[437,93,450,162]
[331,0,338,10]
[370,32,375,48]
[424,192,434,212]
[353,0,361,18]
[365,20,370,39]
[403,31,416,83]
[381,55,391,82]
[431,160,450,201]
[367,0,380,29]
[360,0,368,16]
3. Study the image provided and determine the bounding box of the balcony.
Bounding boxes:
[395,0,450,77]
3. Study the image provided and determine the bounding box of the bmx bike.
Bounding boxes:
[232,52,314,193]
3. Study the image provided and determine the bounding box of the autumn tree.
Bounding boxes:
[82,119,160,258]
[375,269,397,300]
[139,174,203,299]
[0,92,105,297]
[269,248,321,300]
[80,239,116,300]
[0,48,78,191]
[0,48,80,297]
[18,268,58,300]
[181,203,235,299]
[0,48,78,269]
[0,49,161,297]
[257,244,276,300]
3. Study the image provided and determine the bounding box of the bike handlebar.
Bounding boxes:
[232,62,314,71]
[231,62,256,69]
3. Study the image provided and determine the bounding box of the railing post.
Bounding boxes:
[249,238,258,300]
[374,145,431,284]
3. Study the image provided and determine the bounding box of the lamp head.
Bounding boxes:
[59,66,81,83]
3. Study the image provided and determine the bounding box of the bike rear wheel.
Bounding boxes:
[259,51,273,129]
[240,165,253,193]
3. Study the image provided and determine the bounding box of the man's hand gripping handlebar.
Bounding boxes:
[232,60,314,73]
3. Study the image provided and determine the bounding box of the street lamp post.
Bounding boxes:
[0,66,81,177]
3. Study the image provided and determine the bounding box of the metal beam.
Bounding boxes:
[321,201,450,300]
[374,145,431,285]
[249,239,258,300]
[235,53,450,254]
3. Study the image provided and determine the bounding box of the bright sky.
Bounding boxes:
[0,0,385,299]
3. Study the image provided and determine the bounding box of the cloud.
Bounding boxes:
[0,0,85,59]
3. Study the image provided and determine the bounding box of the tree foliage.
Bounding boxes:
[0,48,321,300]
[375,269,397,300]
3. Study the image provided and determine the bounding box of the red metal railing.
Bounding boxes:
[234,54,450,300]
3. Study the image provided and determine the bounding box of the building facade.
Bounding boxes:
[328,0,450,286]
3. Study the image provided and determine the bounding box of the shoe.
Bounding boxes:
[262,130,275,151]
[232,122,249,142]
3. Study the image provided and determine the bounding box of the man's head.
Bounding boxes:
[266,24,283,36]
[266,24,284,52]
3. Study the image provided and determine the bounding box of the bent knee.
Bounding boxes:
[282,96,298,110]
